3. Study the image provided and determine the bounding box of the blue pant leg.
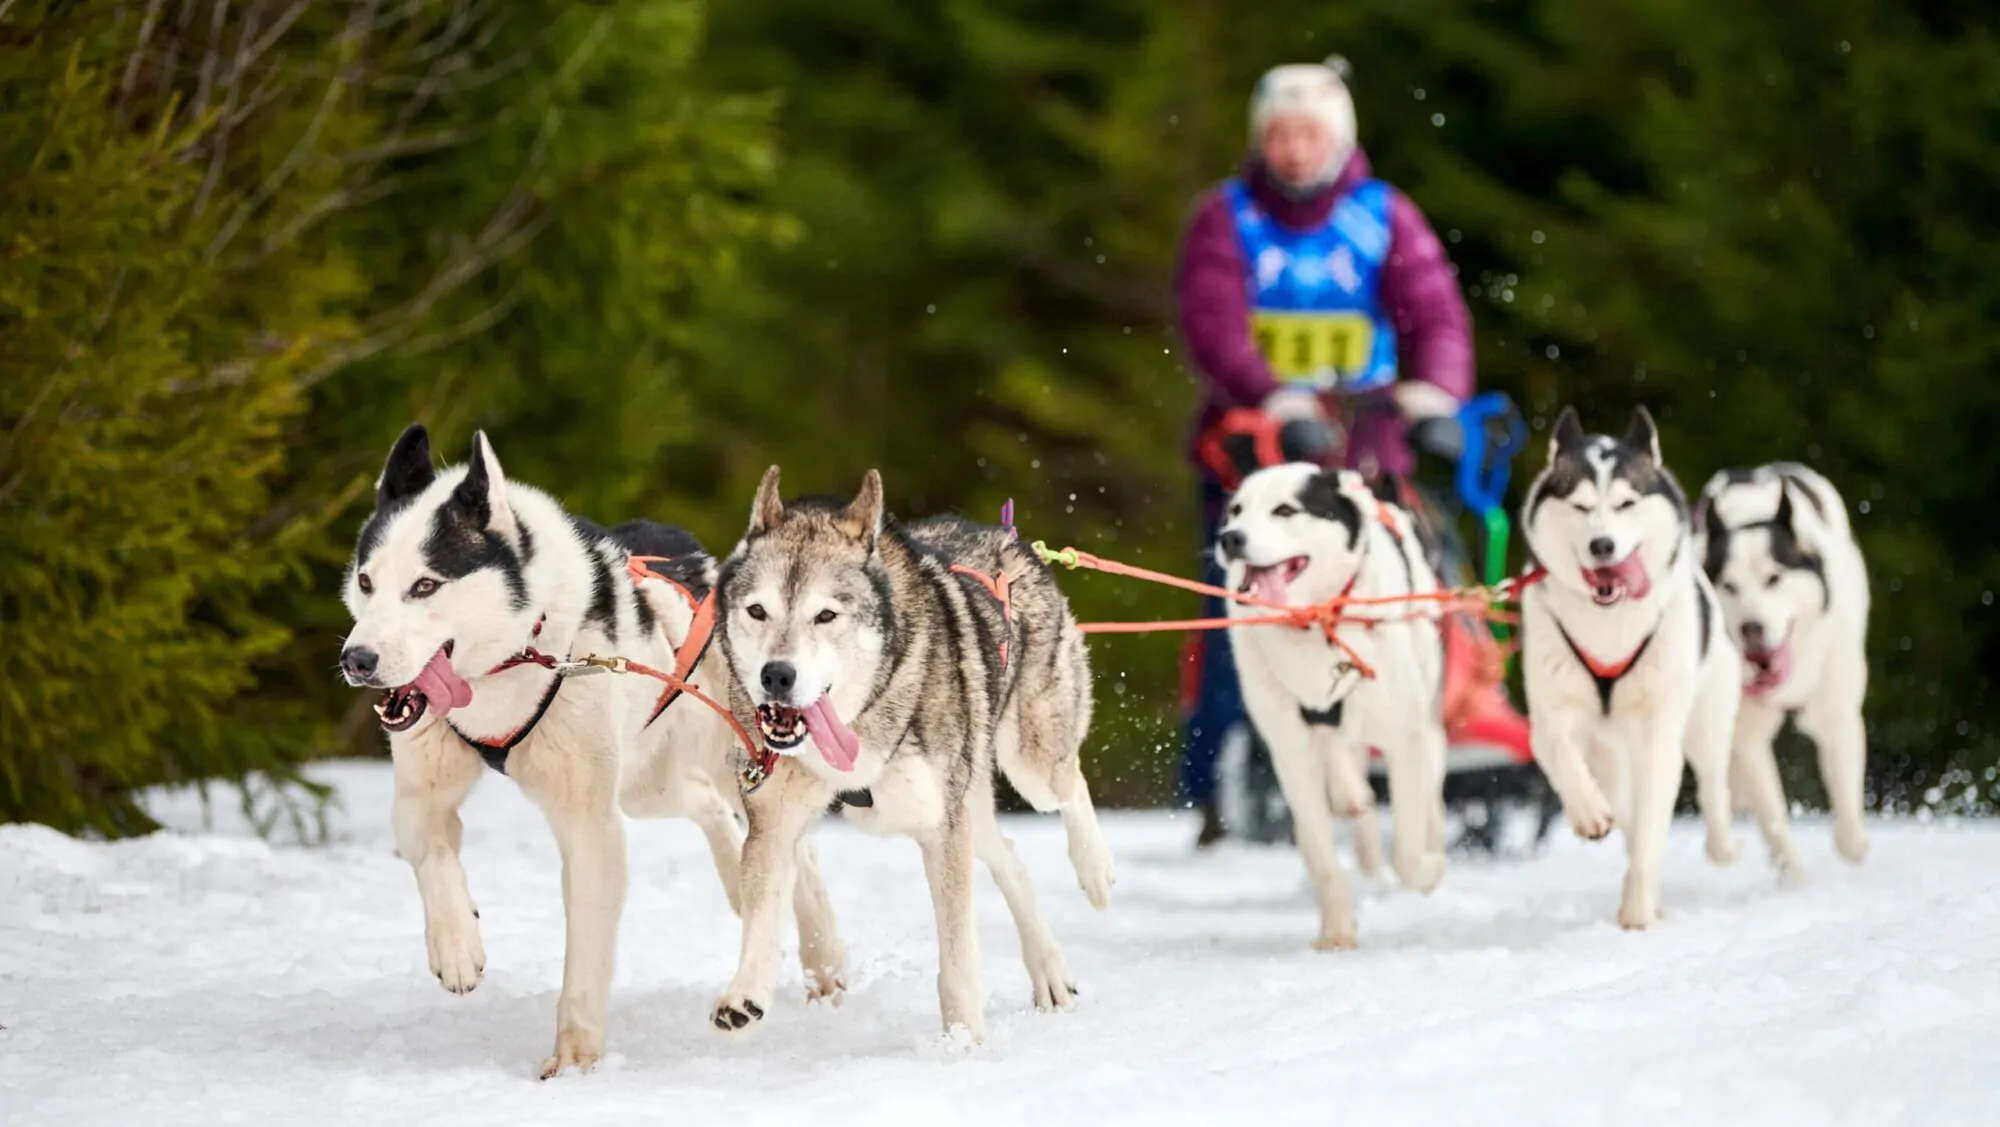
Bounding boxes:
[1180,485,1246,806]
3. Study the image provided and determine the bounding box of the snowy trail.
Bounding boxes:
[4,760,1998,1126]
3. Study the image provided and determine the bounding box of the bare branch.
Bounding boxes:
[117,0,169,115]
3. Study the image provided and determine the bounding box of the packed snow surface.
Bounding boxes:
[4,760,1998,1126]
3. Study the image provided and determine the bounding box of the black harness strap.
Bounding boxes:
[1555,621,1658,716]
[450,672,565,775]
[1300,702,1345,727]
[825,789,875,815]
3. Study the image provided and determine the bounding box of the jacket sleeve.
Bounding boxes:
[1379,189,1474,402]
[1175,190,1280,409]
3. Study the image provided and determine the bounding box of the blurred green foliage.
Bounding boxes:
[3,0,1994,832]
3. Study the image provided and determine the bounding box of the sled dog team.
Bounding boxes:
[338,407,1871,1075]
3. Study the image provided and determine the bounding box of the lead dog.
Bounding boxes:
[1217,464,1449,950]
[710,468,1114,1043]
[1520,408,1798,930]
[1695,463,1871,863]
[340,426,845,1077]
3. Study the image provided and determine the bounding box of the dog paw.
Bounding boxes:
[1025,945,1078,1012]
[426,913,485,995]
[1565,792,1615,841]
[1312,924,1359,952]
[803,964,847,1007]
[1706,833,1742,866]
[1775,852,1807,889]
[1393,850,1447,894]
[538,1026,601,1080]
[1070,840,1116,911]
[1618,873,1659,930]
[1836,823,1870,865]
[710,991,768,1036]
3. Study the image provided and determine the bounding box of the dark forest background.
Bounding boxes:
[4,0,1995,834]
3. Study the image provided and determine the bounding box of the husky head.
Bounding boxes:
[1522,406,1688,607]
[340,424,537,732]
[1697,472,1828,697]
[1215,463,1370,606]
[716,466,882,772]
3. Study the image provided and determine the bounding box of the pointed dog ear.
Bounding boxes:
[1548,406,1585,465]
[1772,480,1795,531]
[1623,405,1662,463]
[449,431,516,537]
[836,469,885,545]
[376,424,435,507]
[749,465,784,535]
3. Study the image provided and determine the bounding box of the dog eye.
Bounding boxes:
[1570,500,1594,514]
[1721,580,1738,595]
[356,573,373,595]
[1764,574,1781,589]
[745,604,768,622]
[409,577,440,599]
[814,608,839,625]
[1272,504,1298,518]
[1615,498,1638,511]
[1229,503,1243,518]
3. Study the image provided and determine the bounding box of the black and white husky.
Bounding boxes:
[1695,463,1871,864]
[709,468,1114,1044]
[1520,408,1799,930]
[1216,464,1448,950]
[339,426,845,1077]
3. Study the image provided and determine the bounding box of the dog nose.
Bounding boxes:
[1588,537,1616,562]
[760,661,797,699]
[341,646,379,681]
[1218,530,1247,559]
[1740,621,1765,645]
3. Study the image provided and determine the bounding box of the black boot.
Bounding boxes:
[1193,801,1228,848]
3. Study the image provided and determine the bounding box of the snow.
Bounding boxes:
[4,760,1999,1127]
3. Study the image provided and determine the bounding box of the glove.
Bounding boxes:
[1260,385,1324,424]
[1408,416,1464,462]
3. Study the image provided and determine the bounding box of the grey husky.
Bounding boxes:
[339,426,845,1077]
[1695,462,1871,864]
[1519,408,1798,931]
[709,468,1115,1043]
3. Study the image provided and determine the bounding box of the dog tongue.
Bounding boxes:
[1587,554,1652,600]
[1250,566,1290,606]
[409,647,473,717]
[802,696,860,772]
[1746,644,1793,697]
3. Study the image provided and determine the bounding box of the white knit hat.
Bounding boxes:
[1249,57,1357,187]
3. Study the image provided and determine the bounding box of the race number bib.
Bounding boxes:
[1252,311,1375,383]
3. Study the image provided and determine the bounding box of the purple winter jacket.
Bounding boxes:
[1175,150,1474,480]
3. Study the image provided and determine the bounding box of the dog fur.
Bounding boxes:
[340,425,845,1077]
[1216,464,1449,950]
[1695,463,1871,863]
[708,468,1114,1043]
[1520,407,1802,930]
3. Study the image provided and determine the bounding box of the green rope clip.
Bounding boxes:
[1032,540,1081,569]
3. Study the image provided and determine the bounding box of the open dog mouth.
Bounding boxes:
[1744,637,1794,697]
[756,703,807,749]
[756,693,862,772]
[1238,556,1310,604]
[373,642,471,733]
[1579,555,1652,606]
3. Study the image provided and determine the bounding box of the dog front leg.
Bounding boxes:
[920,811,985,1041]
[1531,714,1614,840]
[713,768,816,1035]
[1729,707,1804,884]
[790,837,848,1003]
[1618,717,1688,930]
[529,769,628,1079]
[391,733,486,996]
[1799,692,1870,864]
